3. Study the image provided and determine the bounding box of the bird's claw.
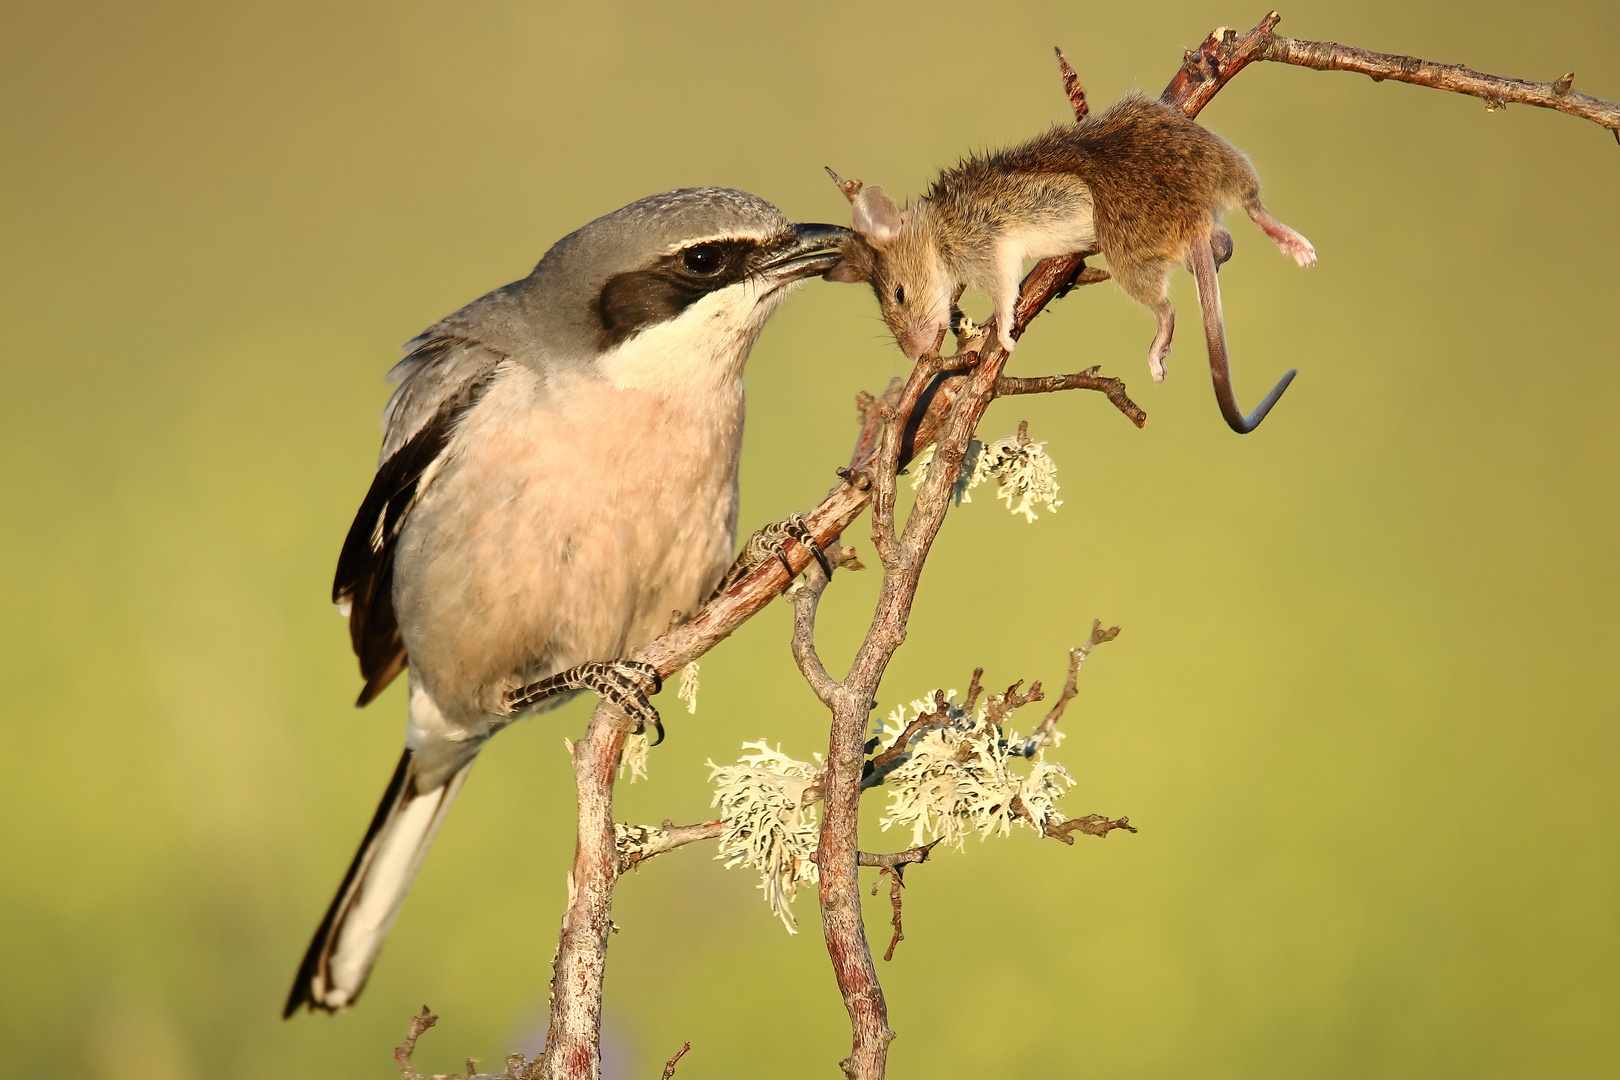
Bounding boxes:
[506,658,666,743]
[713,512,834,598]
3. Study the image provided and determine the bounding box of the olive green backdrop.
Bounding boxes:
[2,2,1616,1077]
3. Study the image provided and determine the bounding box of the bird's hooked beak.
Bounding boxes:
[755,223,852,289]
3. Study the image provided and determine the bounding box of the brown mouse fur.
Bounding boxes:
[829,93,1315,432]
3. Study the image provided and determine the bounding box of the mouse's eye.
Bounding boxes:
[893,286,906,304]
[683,244,723,274]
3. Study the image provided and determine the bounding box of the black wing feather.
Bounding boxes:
[335,346,499,705]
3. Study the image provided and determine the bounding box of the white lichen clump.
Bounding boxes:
[678,660,701,714]
[875,692,1076,850]
[707,741,824,933]
[618,730,650,783]
[909,429,1063,522]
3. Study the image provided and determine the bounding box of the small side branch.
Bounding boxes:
[617,819,726,873]
[661,1043,692,1079]
[1045,815,1137,845]
[1023,620,1120,753]
[861,843,940,962]
[394,1007,437,1080]
[789,561,841,706]
[995,368,1146,429]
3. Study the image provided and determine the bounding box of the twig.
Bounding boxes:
[859,844,938,962]
[616,819,726,873]
[394,1007,437,1080]
[996,369,1146,429]
[1044,815,1138,845]
[789,559,840,706]
[1023,621,1121,753]
[874,869,905,962]
[982,680,1046,731]
[1164,11,1620,136]
[862,690,953,789]
[661,1042,691,1079]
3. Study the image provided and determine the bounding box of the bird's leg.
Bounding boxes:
[506,660,666,743]
[710,513,834,599]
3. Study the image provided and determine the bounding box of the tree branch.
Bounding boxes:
[616,819,726,873]
[789,560,841,706]
[996,369,1146,429]
[661,1043,692,1079]
[1017,620,1121,755]
[1164,11,1620,136]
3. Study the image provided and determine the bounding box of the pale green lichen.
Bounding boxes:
[707,741,824,933]
[909,428,1062,521]
[618,730,650,784]
[874,691,1076,849]
[678,660,701,715]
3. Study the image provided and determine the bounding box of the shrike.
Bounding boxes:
[284,188,847,1015]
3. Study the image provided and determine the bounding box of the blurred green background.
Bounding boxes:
[3,1,1617,1077]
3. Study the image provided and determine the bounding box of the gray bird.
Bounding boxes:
[284,188,848,1016]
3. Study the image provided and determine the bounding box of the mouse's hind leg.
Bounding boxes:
[1112,259,1176,382]
[1245,201,1316,268]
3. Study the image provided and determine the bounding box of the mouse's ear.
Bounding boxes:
[851,186,902,250]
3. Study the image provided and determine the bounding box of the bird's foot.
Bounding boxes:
[712,513,833,598]
[506,659,665,743]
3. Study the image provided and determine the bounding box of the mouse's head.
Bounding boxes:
[824,171,952,361]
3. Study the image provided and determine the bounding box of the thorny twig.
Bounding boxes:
[394,1007,437,1080]
[395,1007,530,1080]
[861,842,941,961]
[661,1043,692,1080]
[1020,620,1121,755]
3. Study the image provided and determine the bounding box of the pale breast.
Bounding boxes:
[391,361,743,722]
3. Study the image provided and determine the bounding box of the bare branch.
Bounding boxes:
[661,1042,692,1080]
[616,819,726,873]
[1023,621,1121,753]
[982,680,1046,732]
[1044,815,1138,845]
[394,1007,437,1080]
[995,368,1147,429]
[1164,12,1620,136]
[857,842,940,873]
[789,561,842,706]
[874,868,906,963]
[863,843,939,962]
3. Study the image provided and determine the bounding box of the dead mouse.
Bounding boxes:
[827,93,1315,433]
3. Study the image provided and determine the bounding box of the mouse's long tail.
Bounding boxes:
[1189,237,1296,434]
[283,748,472,1016]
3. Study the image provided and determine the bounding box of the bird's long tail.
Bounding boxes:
[284,749,471,1016]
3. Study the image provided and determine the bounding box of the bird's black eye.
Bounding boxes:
[894,286,905,305]
[683,244,722,275]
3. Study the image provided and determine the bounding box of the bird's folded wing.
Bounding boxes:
[334,334,504,705]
